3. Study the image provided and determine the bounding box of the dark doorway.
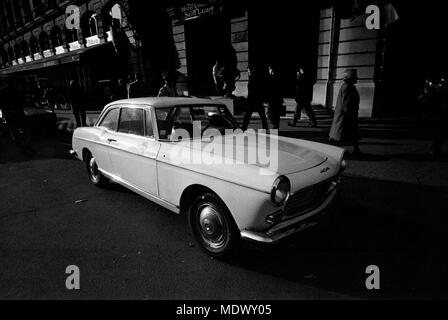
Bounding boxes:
[249,3,320,97]
[184,14,231,96]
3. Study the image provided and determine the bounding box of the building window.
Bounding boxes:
[65,27,78,43]
[103,3,126,32]
[51,26,63,47]
[14,44,22,59]
[89,15,98,36]
[6,3,14,28]
[81,12,98,38]
[22,0,32,23]
[8,47,15,61]
[13,0,23,27]
[33,0,44,17]
[1,47,9,67]
[21,41,30,57]
[39,32,50,51]
[30,36,39,54]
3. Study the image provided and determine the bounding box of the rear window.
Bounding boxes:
[118,108,144,136]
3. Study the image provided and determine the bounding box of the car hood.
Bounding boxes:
[175,132,327,175]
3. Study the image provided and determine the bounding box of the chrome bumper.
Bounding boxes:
[240,188,338,244]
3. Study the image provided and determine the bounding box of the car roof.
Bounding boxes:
[106,97,226,109]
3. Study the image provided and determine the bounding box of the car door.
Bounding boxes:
[94,107,121,175]
[108,105,161,196]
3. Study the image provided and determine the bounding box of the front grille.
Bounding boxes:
[284,179,333,217]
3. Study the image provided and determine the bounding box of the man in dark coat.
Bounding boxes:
[289,67,317,127]
[67,80,87,128]
[242,66,269,131]
[329,69,361,155]
[265,65,283,130]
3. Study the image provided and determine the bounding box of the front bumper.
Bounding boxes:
[240,187,338,244]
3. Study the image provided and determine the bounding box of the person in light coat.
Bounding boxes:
[329,69,361,155]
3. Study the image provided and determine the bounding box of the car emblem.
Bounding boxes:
[320,167,330,174]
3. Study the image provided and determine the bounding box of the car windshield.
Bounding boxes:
[155,105,240,141]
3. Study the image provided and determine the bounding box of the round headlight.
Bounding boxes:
[271,176,291,206]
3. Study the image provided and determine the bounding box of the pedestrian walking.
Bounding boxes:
[158,73,178,97]
[43,86,56,112]
[289,66,317,128]
[265,65,283,130]
[329,69,361,155]
[128,73,148,98]
[242,66,269,131]
[0,76,35,154]
[213,61,225,96]
[67,80,87,128]
[222,67,240,98]
[110,79,127,102]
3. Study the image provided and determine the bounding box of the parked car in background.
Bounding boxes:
[0,104,56,137]
[71,98,346,257]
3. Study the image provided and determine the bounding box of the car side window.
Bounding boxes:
[99,108,120,131]
[118,108,144,136]
[145,109,154,138]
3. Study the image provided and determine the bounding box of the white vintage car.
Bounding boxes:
[71,98,346,257]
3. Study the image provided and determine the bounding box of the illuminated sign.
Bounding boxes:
[180,3,216,21]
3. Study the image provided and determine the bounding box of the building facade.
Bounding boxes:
[165,1,445,118]
[0,0,139,106]
[166,1,386,117]
[1,0,445,117]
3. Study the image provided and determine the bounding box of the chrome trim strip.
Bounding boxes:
[75,136,159,161]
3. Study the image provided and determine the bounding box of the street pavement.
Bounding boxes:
[0,120,447,299]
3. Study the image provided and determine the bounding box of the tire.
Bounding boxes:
[85,152,108,187]
[188,193,240,258]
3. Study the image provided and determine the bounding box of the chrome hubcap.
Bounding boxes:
[198,204,226,249]
[89,157,100,183]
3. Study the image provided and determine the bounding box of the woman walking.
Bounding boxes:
[329,69,361,155]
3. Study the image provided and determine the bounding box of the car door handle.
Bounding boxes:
[107,138,117,143]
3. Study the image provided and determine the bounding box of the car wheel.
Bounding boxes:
[85,152,108,187]
[188,193,240,257]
